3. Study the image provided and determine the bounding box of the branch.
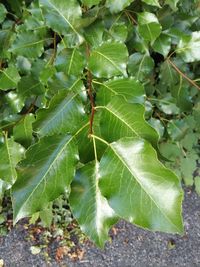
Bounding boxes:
[86,44,96,135]
[167,58,200,91]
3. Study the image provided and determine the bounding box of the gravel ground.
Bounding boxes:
[0,188,200,267]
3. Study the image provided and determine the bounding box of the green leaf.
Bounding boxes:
[148,118,164,138]
[39,205,53,227]
[159,142,181,160]
[142,0,161,7]
[39,0,83,47]
[81,0,101,7]
[70,162,118,247]
[128,52,154,81]
[34,80,87,137]
[137,12,162,42]
[195,177,200,196]
[159,61,179,87]
[106,0,134,13]
[165,0,180,11]
[16,56,32,75]
[55,48,85,76]
[12,134,78,223]
[6,0,23,17]
[0,135,24,185]
[177,32,200,63]
[0,28,14,59]
[84,21,104,48]
[152,34,171,57]
[10,31,44,58]
[5,92,24,113]
[98,97,159,148]
[108,23,128,43]
[0,66,21,90]
[95,77,145,106]
[170,82,193,112]
[0,4,7,24]
[180,154,197,186]
[17,76,45,99]
[167,119,189,141]
[88,42,128,78]
[181,132,199,151]
[99,137,184,234]
[13,114,35,148]
[156,95,180,115]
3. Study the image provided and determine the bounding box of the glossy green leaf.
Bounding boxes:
[152,34,171,57]
[17,76,45,98]
[0,135,24,185]
[0,66,21,90]
[10,31,44,58]
[88,42,128,78]
[84,21,104,48]
[98,97,159,148]
[137,12,162,42]
[70,162,118,247]
[106,0,134,13]
[156,94,180,115]
[95,77,145,106]
[5,92,24,113]
[12,134,78,223]
[55,48,85,76]
[177,32,200,63]
[16,56,32,75]
[0,4,7,23]
[128,52,154,81]
[142,0,161,7]
[99,137,184,233]
[34,80,87,136]
[148,118,164,138]
[108,23,128,42]
[39,0,83,46]
[13,114,35,148]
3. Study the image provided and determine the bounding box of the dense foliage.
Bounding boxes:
[0,0,199,247]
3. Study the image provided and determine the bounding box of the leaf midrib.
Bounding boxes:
[46,1,80,36]
[110,144,181,232]
[16,135,73,218]
[94,50,125,75]
[103,106,140,137]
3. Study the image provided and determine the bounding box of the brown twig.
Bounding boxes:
[49,32,57,65]
[167,58,200,91]
[124,10,137,25]
[86,44,95,135]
